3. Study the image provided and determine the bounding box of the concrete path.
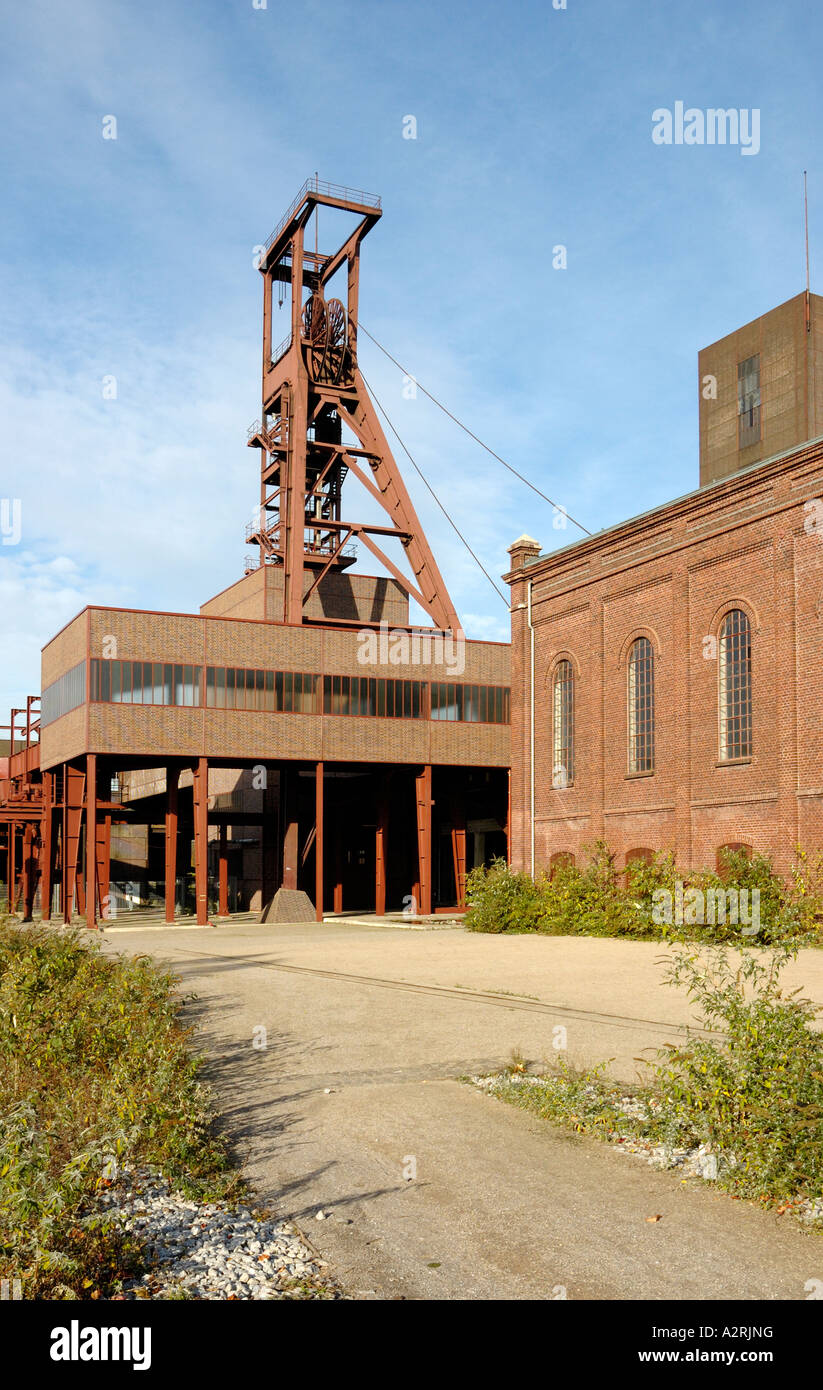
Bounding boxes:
[99,921,823,1300]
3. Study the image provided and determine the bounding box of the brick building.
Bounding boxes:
[505,292,823,878]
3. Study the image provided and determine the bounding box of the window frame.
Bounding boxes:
[717,608,753,763]
[627,636,655,776]
[551,658,575,788]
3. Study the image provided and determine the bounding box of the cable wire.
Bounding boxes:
[359,323,592,536]
[358,368,510,607]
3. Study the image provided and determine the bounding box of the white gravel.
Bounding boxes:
[471,1072,823,1225]
[94,1167,343,1300]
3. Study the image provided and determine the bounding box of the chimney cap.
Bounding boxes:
[507,534,540,554]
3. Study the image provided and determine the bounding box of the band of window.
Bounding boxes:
[88,661,510,725]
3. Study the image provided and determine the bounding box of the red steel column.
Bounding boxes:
[315,762,324,922]
[21,822,34,921]
[165,764,179,924]
[193,758,209,926]
[333,828,343,914]
[281,764,299,891]
[218,824,229,917]
[375,774,388,916]
[96,815,111,920]
[450,788,467,909]
[41,771,54,920]
[415,765,433,915]
[9,821,17,913]
[86,753,97,930]
[64,764,85,923]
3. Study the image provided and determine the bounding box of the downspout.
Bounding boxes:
[527,577,535,879]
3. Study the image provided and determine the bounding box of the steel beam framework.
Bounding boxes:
[246,178,460,634]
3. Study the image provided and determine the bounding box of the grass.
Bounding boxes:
[0,918,244,1299]
[473,940,823,1214]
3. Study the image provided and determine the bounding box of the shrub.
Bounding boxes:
[644,941,823,1200]
[0,920,242,1298]
[465,858,545,933]
[464,843,823,944]
[475,938,823,1206]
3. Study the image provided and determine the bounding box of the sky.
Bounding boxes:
[0,0,821,709]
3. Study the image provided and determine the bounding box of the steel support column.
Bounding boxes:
[218,824,228,917]
[375,773,388,916]
[96,814,111,920]
[165,764,179,924]
[41,771,54,920]
[86,753,97,930]
[21,822,35,922]
[193,757,209,926]
[450,791,467,909]
[315,762,324,922]
[63,764,85,924]
[333,831,343,913]
[415,765,433,916]
[281,764,299,891]
[8,821,17,913]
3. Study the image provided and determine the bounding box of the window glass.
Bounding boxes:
[719,610,752,760]
[628,638,655,774]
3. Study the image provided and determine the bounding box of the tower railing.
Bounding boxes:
[263,177,381,254]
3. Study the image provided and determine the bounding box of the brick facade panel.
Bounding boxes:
[506,436,823,877]
[41,613,87,689]
[39,705,87,769]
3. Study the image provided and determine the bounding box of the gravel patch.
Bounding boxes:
[471,1072,823,1225]
[95,1167,344,1299]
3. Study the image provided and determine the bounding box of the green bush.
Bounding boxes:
[0,920,242,1298]
[645,942,823,1199]
[464,843,823,945]
[464,859,545,933]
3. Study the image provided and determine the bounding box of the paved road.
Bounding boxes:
[99,921,823,1300]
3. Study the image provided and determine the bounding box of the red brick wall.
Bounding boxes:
[505,437,823,877]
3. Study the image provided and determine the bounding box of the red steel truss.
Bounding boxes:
[246,177,460,633]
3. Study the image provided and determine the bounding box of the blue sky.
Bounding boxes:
[0,0,820,707]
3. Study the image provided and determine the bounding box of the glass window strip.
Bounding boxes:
[82,661,511,726]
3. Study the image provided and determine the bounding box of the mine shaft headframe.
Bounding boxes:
[248,177,461,635]
[259,177,382,386]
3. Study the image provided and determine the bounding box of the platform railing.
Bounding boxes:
[263,177,381,253]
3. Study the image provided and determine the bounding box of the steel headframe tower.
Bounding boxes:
[246,178,460,632]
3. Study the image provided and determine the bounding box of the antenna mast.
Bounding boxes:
[805,170,811,332]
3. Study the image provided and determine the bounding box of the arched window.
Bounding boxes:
[716,843,752,878]
[552,660,574,787]
[550,851,575,877]
[718,610,752,760]
[627,637,655,773]
[625,847,654,866]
